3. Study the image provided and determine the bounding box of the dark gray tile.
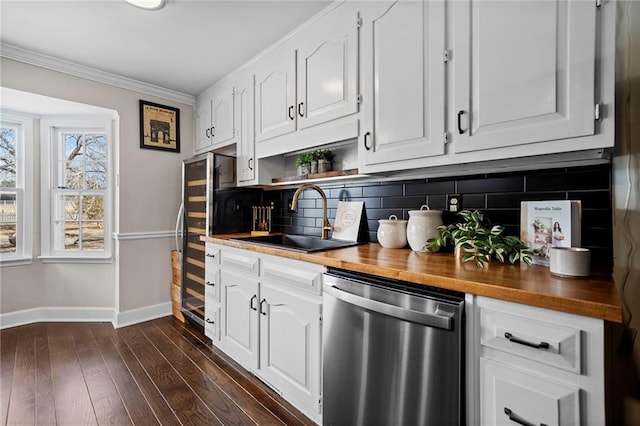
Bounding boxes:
[457,176,524,194]
[366,209,404,220]
[526,168,610,192]
[462,194,485,209]
[329,187,363,199]
[487,192,564,209]
[382,196,427,209]
[292,217,316,227]
[426,195,447,210]
[568,191,611,209]
[363,184,403,197]
[405,180,455,196]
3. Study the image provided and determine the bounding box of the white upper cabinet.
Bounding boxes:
[195,79,236,154]
[254,45,297,143]
[296,5,359,130]
[235,70,255,183]
[195,89,214,153]
[254,2,360,157]
[210,80,236,148]
[360,0,446,170]
[452,0,597,152]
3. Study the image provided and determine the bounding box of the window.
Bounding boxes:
[41,118,112,261]
[0,112,33,265]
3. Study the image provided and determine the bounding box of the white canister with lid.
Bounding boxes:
[377,215,408,248]
[407,205,443,252]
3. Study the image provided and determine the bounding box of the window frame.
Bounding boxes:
[40,116,114,262]
[0,112,34,266]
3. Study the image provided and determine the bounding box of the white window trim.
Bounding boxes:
[40,116,114,262]
[0,111,34,267]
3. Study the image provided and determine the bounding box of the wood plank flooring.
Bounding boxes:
[0,317,316,426]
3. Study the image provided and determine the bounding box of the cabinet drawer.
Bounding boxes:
[481,358,580,426]
[204,268,219,304]
[220,247,260,276]
[261,254,325,295]
[204,299,220,342]
[480,306,581,374]
[205,244,220,265]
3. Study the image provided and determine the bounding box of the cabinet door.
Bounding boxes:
[453,0,596,152]
[296,5,359,130]
[220,270,259,370]
[210,82,236,147]
[255,47,297,143]
[360,0,445,169]
[481,358,580,426]
[236,72,255,183]
[195,96,212,153]
[259,281,322,415]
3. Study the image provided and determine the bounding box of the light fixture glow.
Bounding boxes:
[124,0,167,10]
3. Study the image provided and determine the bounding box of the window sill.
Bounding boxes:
[38,256,113,264]
[0,257,34,267]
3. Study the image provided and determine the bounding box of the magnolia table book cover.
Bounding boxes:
[520,200,582,267]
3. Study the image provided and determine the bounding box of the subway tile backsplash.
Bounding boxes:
[262,164,613,269]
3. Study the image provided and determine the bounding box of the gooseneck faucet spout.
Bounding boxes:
[290,184,334,240]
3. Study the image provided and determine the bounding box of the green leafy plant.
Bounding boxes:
[314,149,335,161]
[295,152,315,168]
[424,210,533,268]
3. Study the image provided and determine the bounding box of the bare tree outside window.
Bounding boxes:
[55,132,107,250]
[0,125,18,253]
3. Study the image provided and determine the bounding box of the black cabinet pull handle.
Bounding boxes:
[248,158,253,171]
[205,253,215,258]
[250,295,257,311]
[288,105,295,120]
[504,332,550,350]
[457,110,466,134]
[211,126,215,137]
[504,407,547,426]
[363,132,371,151]
[205,128,210,139]
[259,299,267,316]
[205,281,214,286]
[205,318,215,324]
[298,102,304,118]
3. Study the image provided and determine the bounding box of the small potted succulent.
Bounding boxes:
[295,152,314,175]
[424,210,533,268]
[315,149,335,173]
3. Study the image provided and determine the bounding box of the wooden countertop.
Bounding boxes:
[202,234,622,323]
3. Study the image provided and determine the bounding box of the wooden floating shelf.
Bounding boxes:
[271,168,363,185]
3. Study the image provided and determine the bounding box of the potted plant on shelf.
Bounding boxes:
[295,152,314,176]
[315,149,335,173]
[424,210,533,268]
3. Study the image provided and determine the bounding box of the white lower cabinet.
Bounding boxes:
[259,281,322,416]
[473,296,605,426]
[206,243,324,424]
[481,358,580,426]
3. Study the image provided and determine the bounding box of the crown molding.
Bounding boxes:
[1,43,195,107]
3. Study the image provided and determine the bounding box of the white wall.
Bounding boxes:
[0,58,194,324]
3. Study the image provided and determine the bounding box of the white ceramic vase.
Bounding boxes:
[407,205,443,252]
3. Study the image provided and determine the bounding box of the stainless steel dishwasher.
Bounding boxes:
[322,269,465,426]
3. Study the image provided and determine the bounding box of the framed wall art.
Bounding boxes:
[139,100,180,153]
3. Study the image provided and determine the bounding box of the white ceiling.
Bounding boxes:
[0,0,332,97]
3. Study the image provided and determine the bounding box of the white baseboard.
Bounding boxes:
[0,302,172,330]
[114,302,172,329]
[0,306,115,329]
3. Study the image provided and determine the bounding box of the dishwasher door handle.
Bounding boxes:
[324,285,453,330]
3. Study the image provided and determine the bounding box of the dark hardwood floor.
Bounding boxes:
[0,316,316,425]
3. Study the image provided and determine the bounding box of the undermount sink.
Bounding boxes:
[231,234,362,253]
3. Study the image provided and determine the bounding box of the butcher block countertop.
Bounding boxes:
[202,234,622,323]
